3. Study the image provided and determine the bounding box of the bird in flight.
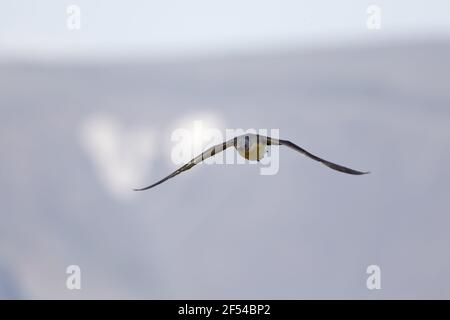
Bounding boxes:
[134,134,369,191]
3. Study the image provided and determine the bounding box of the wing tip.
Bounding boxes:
[354,170,370,175]
[133,186,153,191]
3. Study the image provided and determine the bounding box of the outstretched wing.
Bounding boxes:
[279,139,369,175]
[134,138,236,191]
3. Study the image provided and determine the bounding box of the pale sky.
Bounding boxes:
[1,0,450,59]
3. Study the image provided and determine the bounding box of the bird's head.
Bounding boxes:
[236,134,257,151]
[244,135,250,151]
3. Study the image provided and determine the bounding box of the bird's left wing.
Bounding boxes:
[134,138,236,191]
[278,139,369,175]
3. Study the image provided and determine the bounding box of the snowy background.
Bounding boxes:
[1,1,450,299]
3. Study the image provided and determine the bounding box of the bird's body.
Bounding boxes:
[134,133,368,191]
[236,134,267,161]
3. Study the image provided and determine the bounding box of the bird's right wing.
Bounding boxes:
[134,138,236,191]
